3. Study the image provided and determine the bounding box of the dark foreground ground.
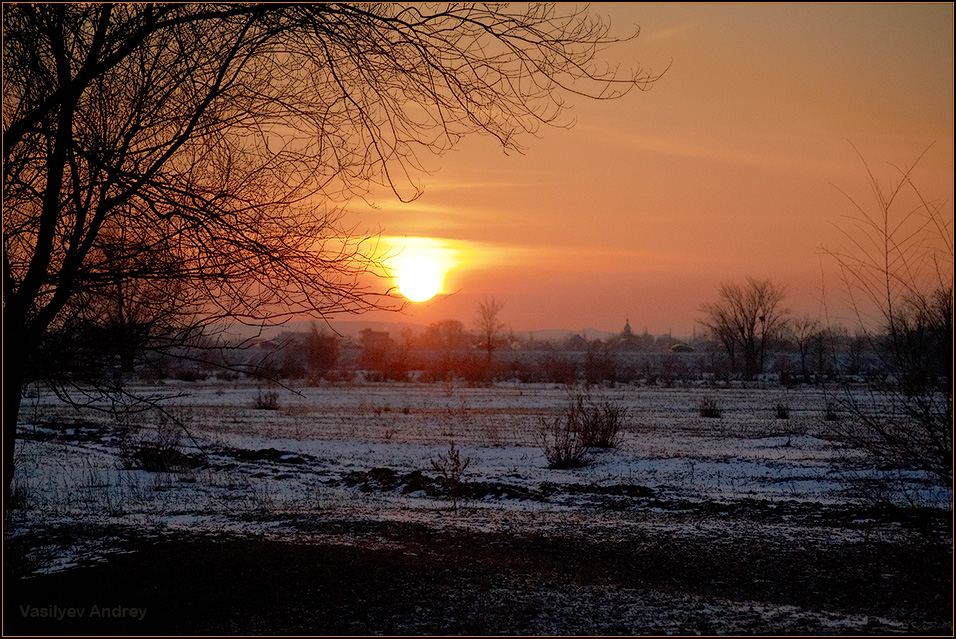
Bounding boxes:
[5,514,953,636]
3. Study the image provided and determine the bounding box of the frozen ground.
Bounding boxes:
[5,381,953,634]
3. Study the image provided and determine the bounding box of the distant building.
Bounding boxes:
[360,328,393,351]
[564,334,588,351]
[618,318,649,350]
[358,328,395,373]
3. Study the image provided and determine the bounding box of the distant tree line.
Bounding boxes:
[133,313,913,389]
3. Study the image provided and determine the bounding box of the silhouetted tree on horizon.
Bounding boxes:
[306,323,341,379]
[699,278,790,380]
[476,296,506,365]
[788,314,823,379]
[421,320,471,353]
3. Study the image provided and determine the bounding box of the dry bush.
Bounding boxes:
[252,388,280,410]
[774,402,790,420]
[120,413,200,473]
[535,392,628,468]
[699,396,722,418]
[573,394,628,448]
[430,441,471,509]
[537,414,590,469]
[823,401,841,422]
[826,150,953,486]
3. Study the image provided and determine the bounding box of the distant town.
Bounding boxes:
[152,316,878,387]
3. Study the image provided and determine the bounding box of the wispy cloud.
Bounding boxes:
[585,123,848,176]
[384,238,696,274]
[641,19,700,45]
[423,180,541,192]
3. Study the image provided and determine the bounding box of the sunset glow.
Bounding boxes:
[352,3,953,334]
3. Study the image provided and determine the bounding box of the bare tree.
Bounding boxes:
[475,296,506,364]
[699,278,790,380]
[421,319,470,353]
[305,322,340,379]
[826,149,953,485]
[2,3,660,497]
[788,314,822,379]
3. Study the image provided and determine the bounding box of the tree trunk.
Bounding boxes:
[4,329,25,504]
[743,342,758,381]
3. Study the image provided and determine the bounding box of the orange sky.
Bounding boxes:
[345,2,954,337]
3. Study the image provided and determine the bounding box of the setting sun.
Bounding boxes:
[396,257,443,302]
[382,237,460,303]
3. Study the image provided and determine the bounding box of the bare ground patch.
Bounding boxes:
[5,514,952,636]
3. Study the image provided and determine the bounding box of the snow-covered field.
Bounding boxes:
[7,381,952,634]
[12,381,948,524]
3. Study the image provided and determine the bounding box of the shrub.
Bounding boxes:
[825,156,953,486]
[253,388,280,410]
[537,414,590,469]
[120,416,198,472]
[574,394,628,448]
[774,402,790,419]
[430,441,471,509]
[535,392,628,468]
[823,401,840,422]
[699,396,722,418]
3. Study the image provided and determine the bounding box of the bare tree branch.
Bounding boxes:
[824,150,953,485]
